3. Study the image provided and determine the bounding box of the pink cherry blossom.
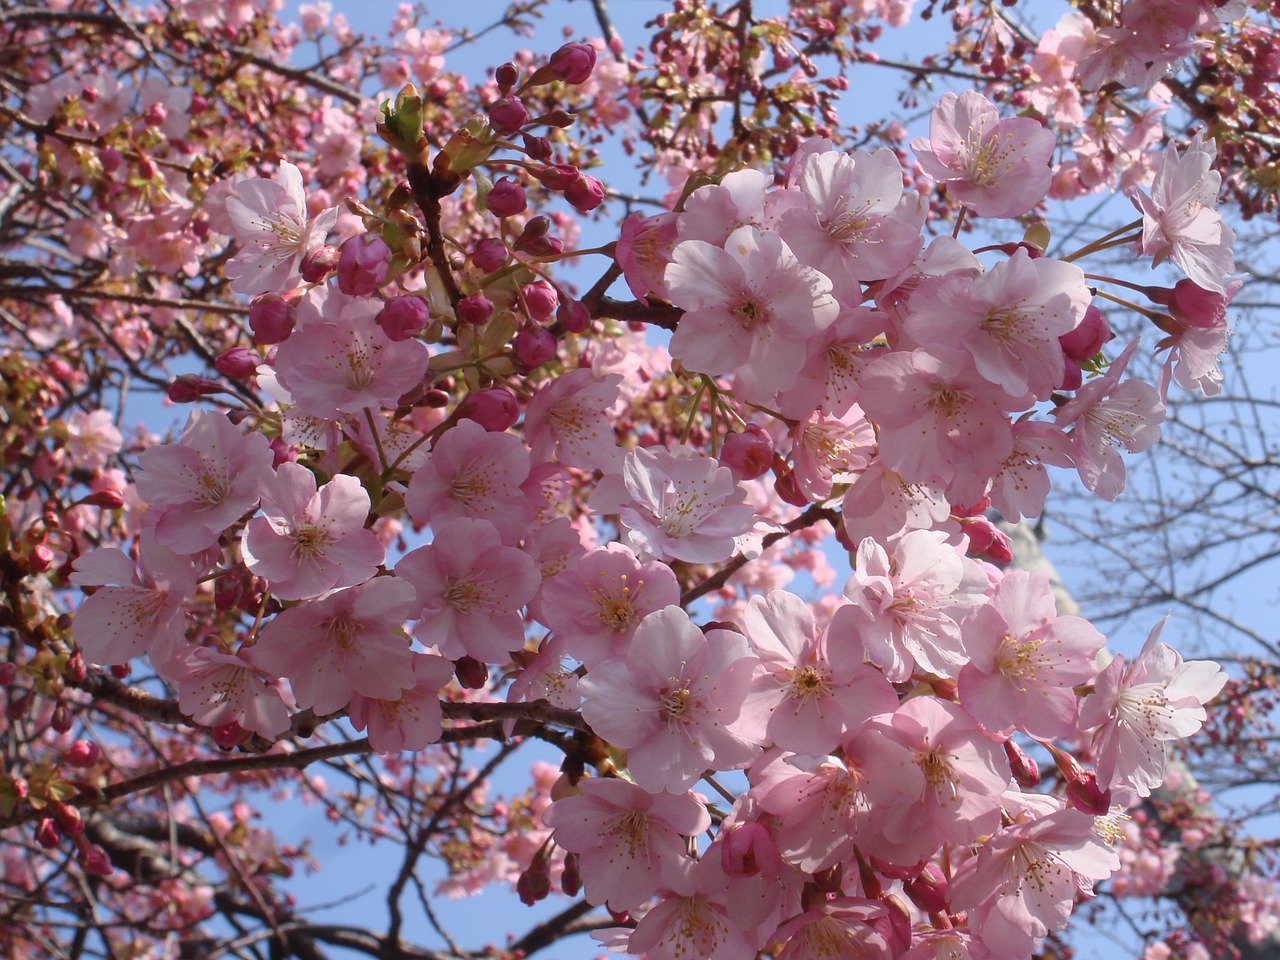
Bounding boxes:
[1078,618,1226,801]
[167,646,292,739]
[395,517,540,662]
[664,226,838,404]
[1132,133,1236,294]
[987,420,1075,522]
[405,419,535,544]
[250,576,418,714]
[536,543,681,667]
[70,532,198,666]
[64,409,124,471]
[522,368,624,472]
[838,459,952,546]
[770,897,897,960]
[242,462,385,601]
[949,807,1121,959]
[740,590,898,756]
[1053,339,1165,501]
[677,168,771,245]
[135,409,275,554]
[616,445,756,564]
[957,570,1105,740]
[789,406,875,502]
[271,290,430,421]
[911,91,1056,218]
[830,530,987,682]
[778,146,923,298]
[223,160,339,295]
[625,857,759,960]
[347,652,456,754]
[904,249,1092,400]
[542,777,709,911]
[578,606,760,792]
[615,211,679,303]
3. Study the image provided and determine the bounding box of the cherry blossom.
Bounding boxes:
[223,160,339,295]
[578,606,760,792]
[912,91,1057,218]
[241,461,385,601]
[135,409,275,554]
[347,652,456,753]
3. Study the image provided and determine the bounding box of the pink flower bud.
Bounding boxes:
[472,238,508,273]
[516,863,551,905]
[486,177,527,218]
[495,62,519,94]
[7,774,28,799]
[564,174,605,212]
[377,296,430,341]
[143,102,167,127]
[533,164,580,191]
[1058,356,1083,391]
[66,740,101,768]
[556,298,589,333]
[521,235,563,258]
[522,134,552,161]
[52,800,83,836]
[456,293,494,326]
[167,375,223,403]
[456,387,519,432]
[110,664,130,679]
[0,662,17,685]
[521,281,559,322]
[65,652,86,683]
[268,438,297,469]
[88,489,125,509]
[337,234,391,296]
[212,721,249,749]
[560,851,582,897]
[1171,278,1229,329]
[214,573,242,612]
[960,515,1013,564]
[488,97,530,135]
[512,323,556,371]
[249,295,296,345]
[773,468,809,507]
[27,544,54,573]
[1058,305,1112,361]
[79,843,114,877]
[903,863,949,914]
[99,147,123,174]
[1052,748,1112,815]
[36,818,61,849]
[300,244,340,283]
[215,347,259,380]
[548,41,597,84]
[454,655,488,689]
[950,495,991,518]
[720,820,783,878]
[51,702,73,734]
[1003,739,1040,787]
[720,424,774,481]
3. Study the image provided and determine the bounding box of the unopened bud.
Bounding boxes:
[78,842,113,877]
[521,281,559,322]
[1059,305,1112,361]
[472,238,508,273]
[36,818,61,849]
[533,164,580,191]
[214,347,259,380]
[904,862,949,915]
[456,293,494,326]
[556,298,589,334]
[65,652,87,683]
[495,62,520,94]
[377,295,430,341]
[960,515,1013,564]
[522,134,552,161]
[300,244,340,283]
[488,97,530,136]
[512,323,556,372]
[268,438,297,469]
[456,388,519,432]
[167,375,223,403]
[249,295,296,345]
[27,544,54,573]
[486,176,527,218]
[66,739,100,769]
[548,41,597,84]
[212,721,248,750]
[721,424,774,481]
[720,820,782,878]
[51,702,73,734]
[773,467,809,507]
[337,234,391,297]
[88,489,125,510]
[561,850,582,896]
[1003,739,1040,787]
[516,864,551,905]
[565,174,605,212]
[455,656,488,689]
[52,800,83,836]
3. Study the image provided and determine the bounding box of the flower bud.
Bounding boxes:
[214,573,242,612]
[522,134,552,161]
[110,664,130,679]
[36,818,61,849]
[1059,305,1112,361]
[377,296,430,341]
[66,740,101,768]
[516,862,551,905]
[300,244,340,283]
[456,293,493,326]
[960,515,1013,564]
[556,298,589,334]
[249,295,296,345]
[212,721,249,750]
[488,97,530,135]
[79,843,114,877]
[1003,738,1041,787]
[521,281,559,322]
[720,424,774,481]
[494,62,519,94]
[720,820,783,878]
[1052,747,1112,815]
[143,102,167,127]
[533,164,580,191]
[472,238,508,273]
[454,655,488,689]
[1171,278,1229,329]
[512,323,556,371]
[268,438,297,469]
[337,234,391,296]
[167,375,223,403]
[1058,356,1083,391]
[548,41,597,84]
[88,489,125,510]
[560,850,582,897]
[214,347,259,380]
[773,467,809,508]
[65,652,87,683]
[27,544,54,573]
[486,176,527,217]
[51,702,73,734]
[903,862,949,914]
[100,147,124,174]
[456,387,519,432]
[52,799,83,836]
[565,174,605,212]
